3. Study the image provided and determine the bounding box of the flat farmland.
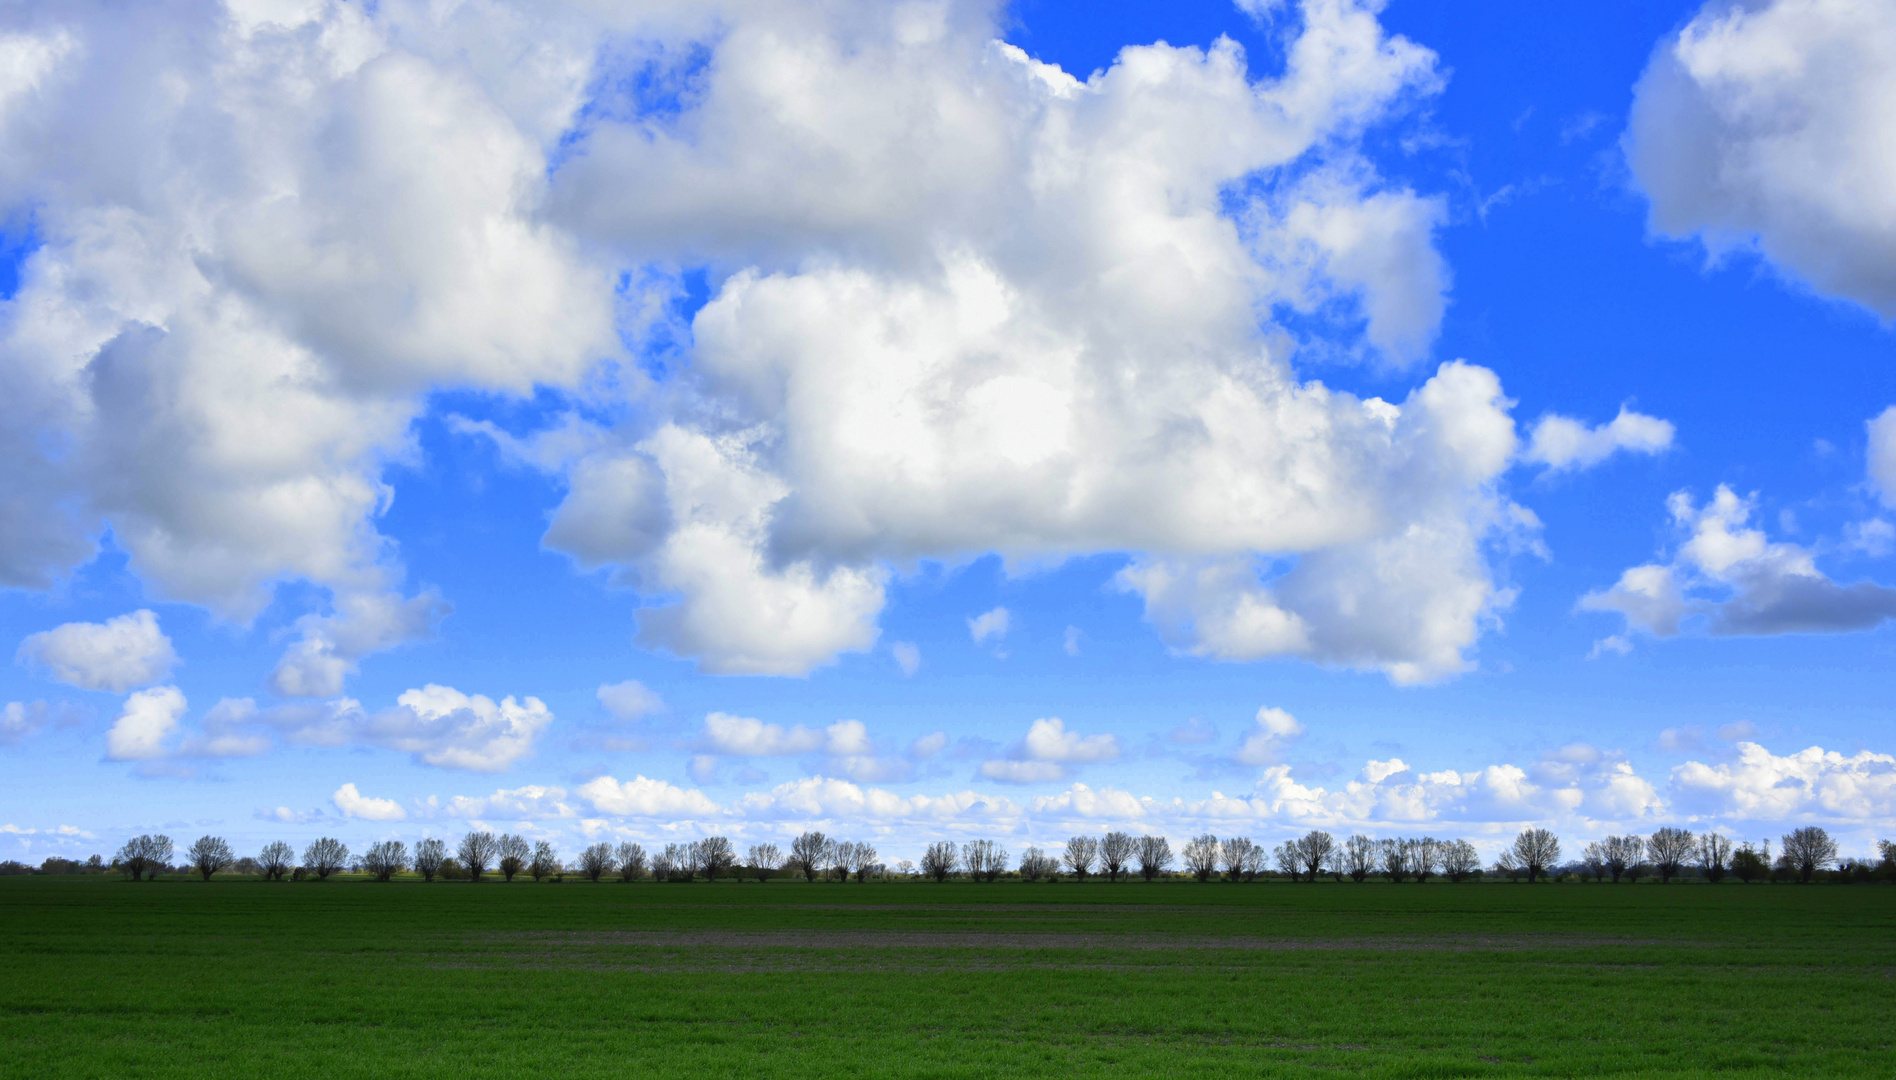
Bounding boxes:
[1,876,1890,1078]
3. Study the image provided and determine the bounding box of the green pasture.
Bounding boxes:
[2,875,1889,1078]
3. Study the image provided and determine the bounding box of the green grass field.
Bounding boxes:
[2,875,1890,1078]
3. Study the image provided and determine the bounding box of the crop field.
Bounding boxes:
[2,876,1890,1078]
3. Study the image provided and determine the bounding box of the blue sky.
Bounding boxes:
[2,0,1893,867]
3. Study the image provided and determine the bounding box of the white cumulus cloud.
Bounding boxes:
[577,774,721,818]
[1233,705,1308,766]
[1671,742,1896,821]
[0,0,1637,690]
[980,717,1120,784]
[1582,485,1896,648]
[1523,407,1675,471]
[104,685,185,761]
[17,610,177,693]
[333,782,407,822]
[1626,0,1896,316]
[700,712,852,757]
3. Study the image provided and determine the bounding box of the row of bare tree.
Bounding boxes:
[113,824,1863,885]
[1578,826,1839,884]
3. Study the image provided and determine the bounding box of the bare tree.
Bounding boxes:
[1695,832,1731,884]
[258,840,295,882]
[1441,839,1480,883]
[920,841,958,882]
[1379,839,1410,883]
[1019,847,1057,882]
[497,833,530,882]
[614,841,647,882]
[458,832,498,883]
[1493,850,1521,882]
[364,841,408,882]
[1343,834,1377,883]
[1409,838,1441,884]
[651,844,677,882]
[577,842,613,882]
[1136,835,1172,882]
[849,841,878,882]
[1101,832,1135,883]
[1646,827,1693,883]
[963,839,1007,882]
[414,838,446,882]
[1296,831,1336,884]
[1272,841,1299,879]
[1781,827,1837,883]
[790,831,829,882]
[746,843,782,883]
[1510,828,1560,883]
[826,840,857,883]
[1182,834,1220,882]
[1241,840,1267,882]
[1221,837,1258,882]
[187,836,234,881]
[1602,835,1643,883]
[664,842,697,882]
[303,838,348,880]
[529,840,560,882]
[1063,836,1098,882]
[1580,841,1608,882]
[114,835,172,881]
[698,836,736,882]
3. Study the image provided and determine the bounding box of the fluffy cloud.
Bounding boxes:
[597,680,665,722]
[1029,782,1152,821]
[1671,742,1896,821]
[1626,0,1896,315]
[694,712,907,783]
[246,685,553,771]
[269,592,450,699]
[1163,742,1664,831]
[518,1,1545,683]
[333,782,407,822]
[908,732,949,760]
[890,642,921,676]
[1233,705,1306,765]
[967,608,1010,646]
[0,0,612,677]
[0,0,1614,689]
[979,717,1120,783]
[16,610,177,693]
[699,713,868,757]
[1582,485,1896,647]
[1869,406,1896,507]
[577,774,721,818]
[1523,407,1675,471]
[733,776,1022,825]
[368,686,552,772]
[104,685,185,761]
[437,785,577,822]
